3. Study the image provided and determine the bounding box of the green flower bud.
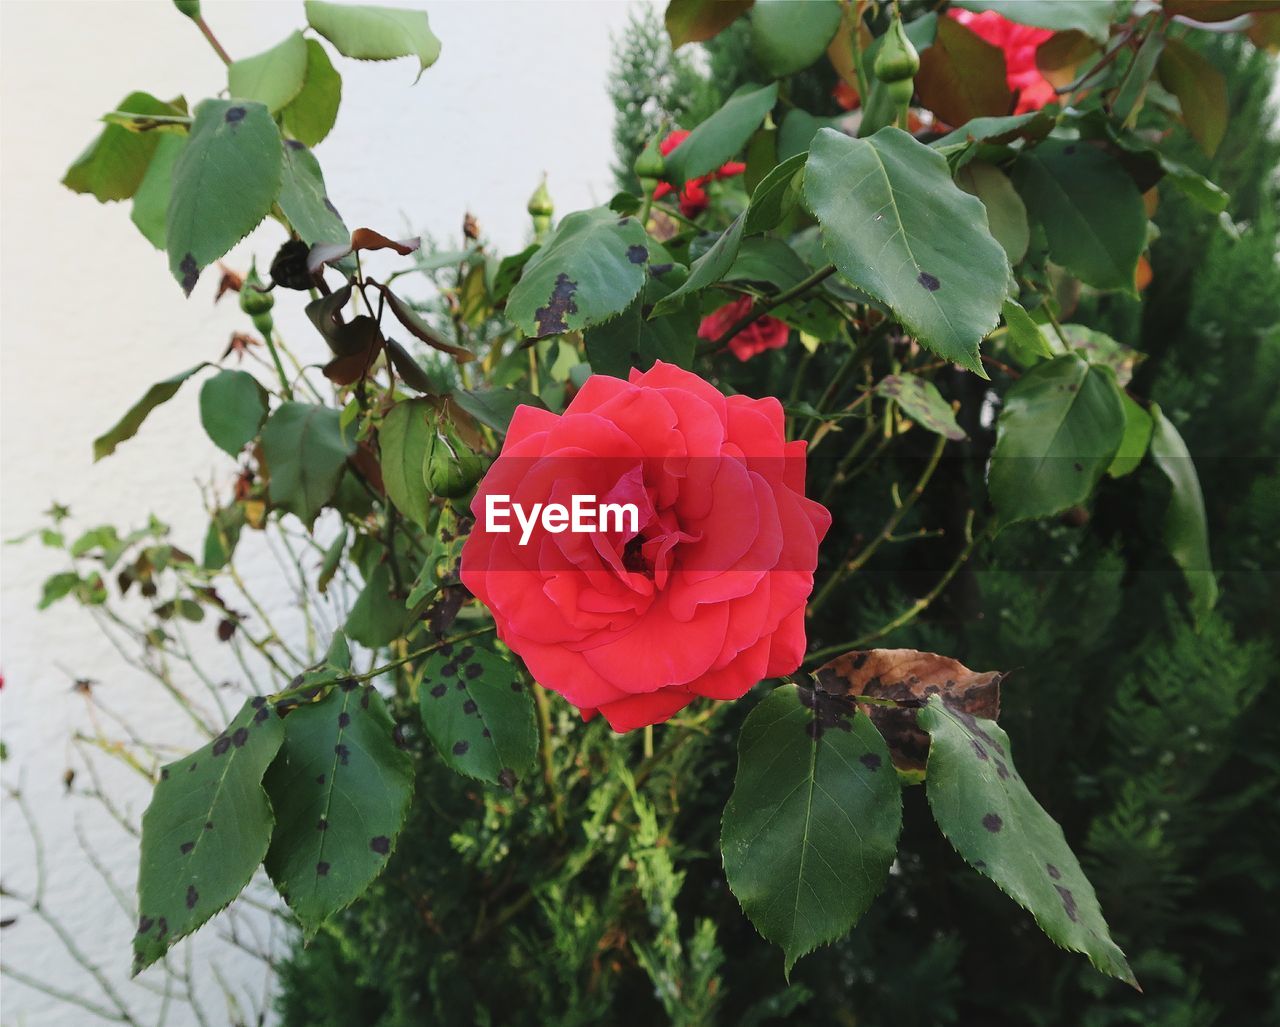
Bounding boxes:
[172,0,201,18]
[528,176,554,239]
[239,261,274,318]
[874,17,920,84]
[633,135,666,183]
[527,175,553,219]
[425,426,483,499]
[251,312,274,338]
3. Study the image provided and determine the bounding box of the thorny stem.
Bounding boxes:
[808,432,949,617]
[805,510,981,665]
[532,681,565,830]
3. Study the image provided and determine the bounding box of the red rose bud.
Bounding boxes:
[460,362,831,732]
[698,297,790,362]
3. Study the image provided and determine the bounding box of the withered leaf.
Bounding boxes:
[307,228,421,274]
[813,648,1003,771]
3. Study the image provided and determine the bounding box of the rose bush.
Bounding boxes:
[19,0,1272,1020]
[462,361,829,731]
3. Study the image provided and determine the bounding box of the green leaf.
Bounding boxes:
[1000,298,1054,366]
[318,527,348,594]
[281,39,343,147]
[264,682,413,934]
[1157,39,1228,157]
[721,684,902,975]
[450,388,545,436]
[261,402,355,523]
[876,374,967,441]
[585,270,699,377]
[203,505,245,571]
[1156,156,1229,215]
[417,647,538,788]
[1107,392,1152,479]
[166,99,283,295]
[134,699,286,973]
[956,160,1029,264]
[952,1,1116,43]
[665,0,752,49]
[39,572,83,610]
[506,208,650,338]
[93,363,211,461]
[64,92,187,203]
[199,370,268,456]
[930,112,1051,151]
[305,0,441,78]
[1014,139,1146,294]
[278,141,348,246]
[1149,404,1217,625]
[130,135,184,249]
[916,15,1013,128]
[988,354,1126,525]
[344,562,409,649]
[664,83,779,186]
[749,0,842,78]
[726,237,812,291]
[917,696,1136,986]
[650,214,746,318]
[227,30,309,112]
[1055,324,1140,387]
[744,151,807,234]
[379,398,434,530]
[806,127,1010,375]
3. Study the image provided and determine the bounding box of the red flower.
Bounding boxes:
[833,80,861,111]
[698,297,791,362]
[460,362,830,732]
[948,9,1056,114]
[652,130,747,218]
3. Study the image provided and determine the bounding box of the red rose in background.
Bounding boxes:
[653,130,747,218]
[833,80,861,111]
[948,9,1056,114]
[460,362,830,732]
[698,297,791,362]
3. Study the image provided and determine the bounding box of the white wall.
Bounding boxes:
[0,1,647,1022]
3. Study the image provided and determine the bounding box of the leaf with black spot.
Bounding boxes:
[417,648,536,787]
[806,126,1010,376]
[263,683,413,935]
[165,99,283,295]
[721,683,902,976]
[134,698,285,973]
[917,695,1137,987]
[506,207,650,338]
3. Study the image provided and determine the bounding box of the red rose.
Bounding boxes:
[697,297,791,362]
[652,130,747,218]
[833,80,861,111]
[460,362,831,732]
[948,9,1056,114]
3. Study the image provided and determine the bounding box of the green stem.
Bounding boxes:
[805,511,980,666]
[193,14,232,65]
[532,682,564,830]
[808,432,948,618]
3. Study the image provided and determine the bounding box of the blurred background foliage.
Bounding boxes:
[275,14,1278,1027]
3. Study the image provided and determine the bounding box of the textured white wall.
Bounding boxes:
[0,1,646,1022]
